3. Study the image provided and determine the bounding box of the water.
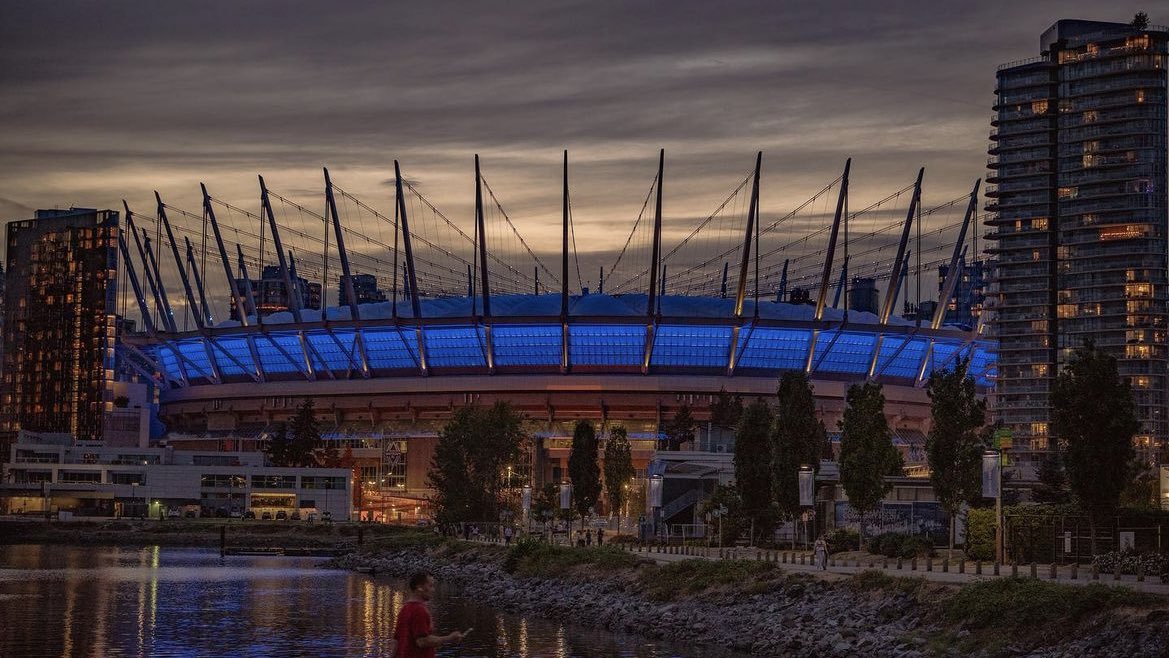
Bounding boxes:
[0,545,741,658]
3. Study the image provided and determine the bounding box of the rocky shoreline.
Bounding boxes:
[328,544,1169,658]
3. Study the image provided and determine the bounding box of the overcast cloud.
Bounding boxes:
[0,1,1153,296]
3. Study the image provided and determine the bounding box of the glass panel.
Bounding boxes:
[736,327,810,371]
[361,328,419,370]
[492,325,561,367]
[815,331,877,375]
[651,325,732,368]
[569,324,644,366]
[423,326,487,368]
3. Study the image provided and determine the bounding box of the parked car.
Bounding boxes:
[244,510,256,520]
[290,511,302,521]
[167,509,180,519]
[184,510,197,519]
[230,509,243,519]
[275,510,288,521]
[215,508,230,518]
[261,511,273,520]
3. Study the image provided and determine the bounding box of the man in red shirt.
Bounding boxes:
[393,571,469,658]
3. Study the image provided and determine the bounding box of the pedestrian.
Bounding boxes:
[462,523,470,541]
[596,527,604,546]
[392,570,471,658]
[504,525,513,545]
[814,535,829,571]
[472,525,480,541]
[585,529,592,546]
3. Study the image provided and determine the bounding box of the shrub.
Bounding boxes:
[942,578,1157,631]
[503,537,641,577]
[825,528,860,553]
[1092,548,1169,580]
[867,532,936,558]
[964,507,996,561]
[639,559,781,601]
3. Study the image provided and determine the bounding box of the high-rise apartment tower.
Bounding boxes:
[988,19,1168,465]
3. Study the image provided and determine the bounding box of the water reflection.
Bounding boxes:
[0,545,742,658]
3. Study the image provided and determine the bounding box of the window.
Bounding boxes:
[1057,187,1078,200]
[1032,364,1049,377]
[252,475,296,489]
[1125,283,1153,299]
[1031,100,1049,115]
[201,474,246,488]
[58,471,102,484]
[1127,344,1152,359]
[1030,423,1048,437]
[1100,225,1149,241]
[110,472,145,485]
[1031,217,1048,230]
[301,476,346,490]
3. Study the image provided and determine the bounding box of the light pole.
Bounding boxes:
[648,474,663,544]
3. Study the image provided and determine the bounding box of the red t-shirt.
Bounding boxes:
[393,600,435,658]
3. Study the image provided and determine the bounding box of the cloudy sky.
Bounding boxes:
[0,1,1153,302]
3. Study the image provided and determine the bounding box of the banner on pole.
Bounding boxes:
[981,452,1000,499]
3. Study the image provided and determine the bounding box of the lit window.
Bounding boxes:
[1030,422,1048,437]
[1125,283,1153,299]
[1057,187,1078,200]
[1031,100,1049,115]
[1100,225,1149,241]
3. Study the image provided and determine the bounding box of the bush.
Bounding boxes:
[639,559,781,601]
[866,532,936,559]
[825,528,860,553]
[503,537,641,577]
[964,507,996,561]
[942,578,1157,631]
[1092,549,1169,581]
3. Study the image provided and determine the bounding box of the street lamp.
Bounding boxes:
[648,474,663,543]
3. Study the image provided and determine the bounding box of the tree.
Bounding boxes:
[925,356,987,550]
[839,382,900,544]
[1032,449,1070,505]
[603,425,636,530]
[568,420,601,528]
[1052,341,1139,554]
[428,402,526,525]
[771,372,828,527]
[700,483,744,546]
[264,422,292,466]
[532,483,559,531]
[1132,11,1149,30]
[734,398,775,543]
[663,404,696,451]
[286,400,322,467]
[710,388,744,428]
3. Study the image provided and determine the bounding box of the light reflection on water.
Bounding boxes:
[0,545,741,658]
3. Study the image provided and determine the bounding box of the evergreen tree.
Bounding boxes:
[710,387,743,429]
[264,422,292,466]
[734,399,775,542]
[925,356,987,550]
[1032,449,1070,505]
[428,402,526,525]
[288,400,321,467]
[664,404,696,451]
[1132,11,1149,30]
[771,372,828,524]
[603,425,635,529]
[839,382,900,543]
[568,420,602,527]
[1052,341,1139,554]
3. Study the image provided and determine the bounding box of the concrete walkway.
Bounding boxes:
[469,535,1168,594]
[615,542,1169,595]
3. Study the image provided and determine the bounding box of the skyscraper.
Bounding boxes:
[339,273,387,307]
[229,264,323,320]
[1,208,120,444]
[988,19,1168,465]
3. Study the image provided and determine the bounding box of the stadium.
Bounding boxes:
[115,152,995,520]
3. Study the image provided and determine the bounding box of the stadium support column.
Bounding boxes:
[259,175,303,324]
[815,158,851,321]
[185,237,213,326]
[236,244,266,382]
[932,179,981,330]
[643,149,665,374]
[202,183,249,327]
[324,167,371,377]
[142,230,178,334]
[880,168,923,325]
[561,150,570,373]
[394,160,428,375]
[156,192,205,331]
[727,152,761,375]
[474,154,495,372]
[120,202,156,335]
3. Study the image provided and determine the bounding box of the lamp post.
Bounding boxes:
[559,482,573,545]
[521,484,532,534]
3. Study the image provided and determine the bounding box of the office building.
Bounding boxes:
[1,209,120,446]
[937,259,988,327]
[230,264,322,320]
[339,273,387,307]
[988,19,1168,463]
